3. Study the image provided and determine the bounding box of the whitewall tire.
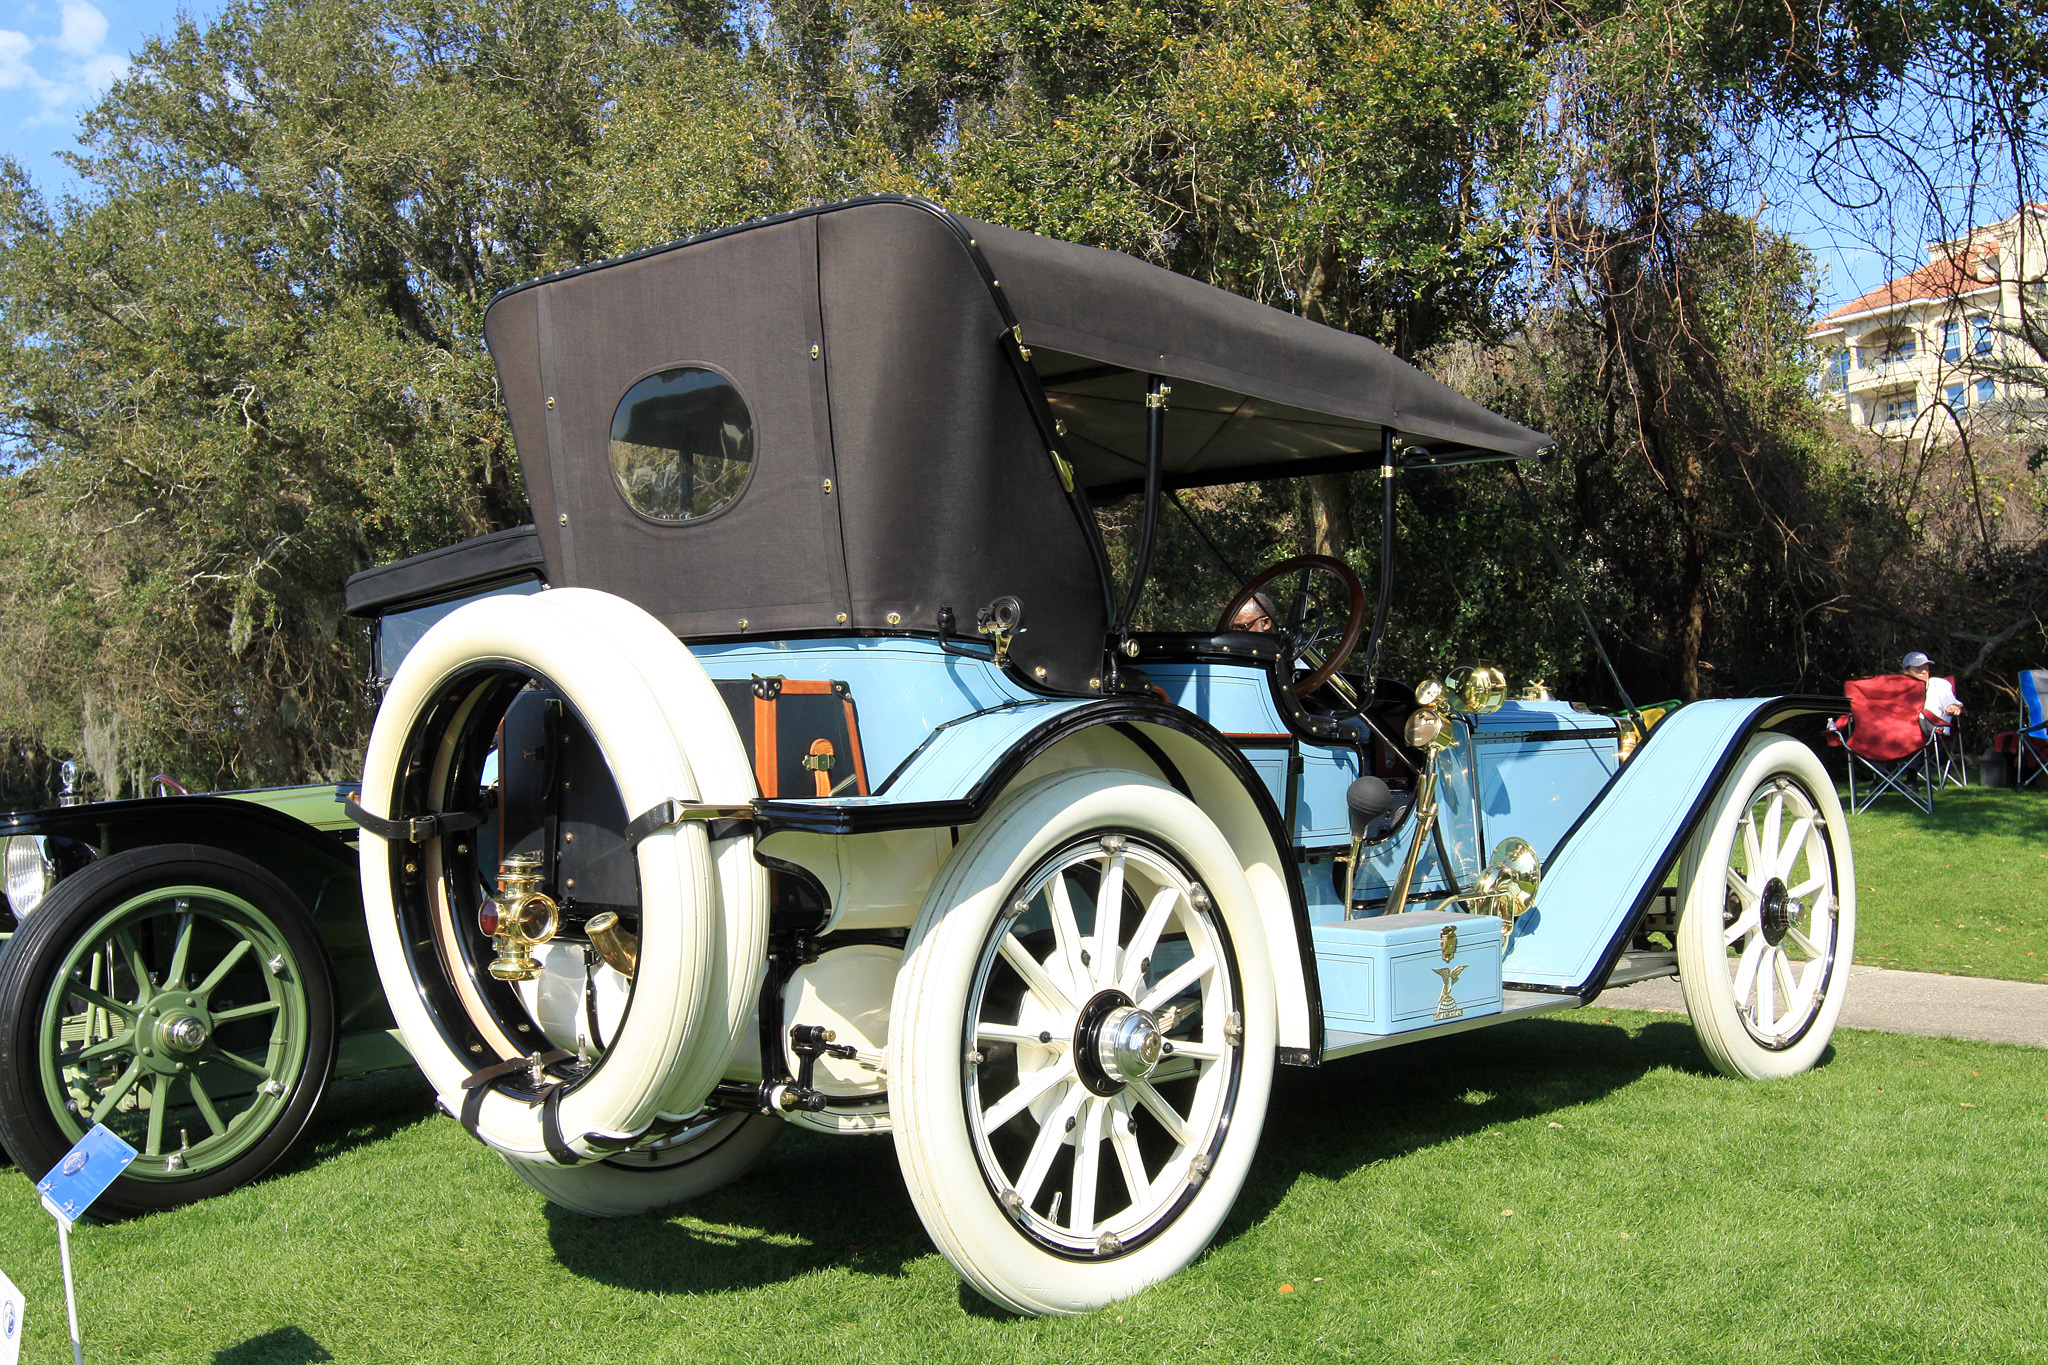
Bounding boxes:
[543,588,766,1119]
[891,767,1277,1315]
[501,1110,781,1216]
[1675,734,1856,1080]
[358,589,756,1165]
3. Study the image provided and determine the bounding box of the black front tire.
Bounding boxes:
[0,845,337,1214]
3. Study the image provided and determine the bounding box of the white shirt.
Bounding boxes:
[1924,675,1961,715]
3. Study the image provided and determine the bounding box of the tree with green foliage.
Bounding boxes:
[0,0,630,797]
[2,0,2043,792]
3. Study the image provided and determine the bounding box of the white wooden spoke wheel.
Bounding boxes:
[968,832,1242,1255]
[892,769,1276,1315]
[1676,735,1856,1079]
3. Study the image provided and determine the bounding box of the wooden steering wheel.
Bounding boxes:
[1215,553,1368,697]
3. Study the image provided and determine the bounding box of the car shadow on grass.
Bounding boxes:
[267,1066,439,1180]
[0,1067,441,1221]
[542,1126,930,1294]
[1215,1012,1704,1246]
[544,1010,1713,1304]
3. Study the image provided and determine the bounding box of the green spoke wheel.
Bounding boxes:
[0,846,335,1214]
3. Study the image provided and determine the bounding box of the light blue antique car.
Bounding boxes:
[351,196,1855,1314]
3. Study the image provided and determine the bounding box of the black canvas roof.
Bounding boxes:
[483,197,1551,694]
[966,217,1550,491]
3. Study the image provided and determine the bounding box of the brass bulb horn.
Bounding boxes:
[584,911,639,979]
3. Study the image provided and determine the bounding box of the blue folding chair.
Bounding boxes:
[2017,669,2048,788]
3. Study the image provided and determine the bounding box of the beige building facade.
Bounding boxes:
[1809,204,2047,439]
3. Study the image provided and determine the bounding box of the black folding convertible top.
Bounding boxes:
[481,196,1551,694]
[972,218,1550,491]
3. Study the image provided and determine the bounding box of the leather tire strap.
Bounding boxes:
[344,795,486,844]
[459,1049,573,1091]
[540,1084,582,1165]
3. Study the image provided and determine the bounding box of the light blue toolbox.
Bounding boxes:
[1311,910,1505,1035]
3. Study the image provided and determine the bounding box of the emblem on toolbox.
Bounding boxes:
[1432,922,1465,1019]
[1430,963,1467,1020]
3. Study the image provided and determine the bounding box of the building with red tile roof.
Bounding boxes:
[1808,205,2046,438]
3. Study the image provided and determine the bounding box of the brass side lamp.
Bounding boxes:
[480,851,560,982]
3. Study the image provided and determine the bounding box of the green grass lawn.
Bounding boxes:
[1,1011,2042,1363]
[1843,785,2048,983]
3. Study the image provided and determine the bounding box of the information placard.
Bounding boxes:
[0,1268,22,1365]
[35,1125,139,1228]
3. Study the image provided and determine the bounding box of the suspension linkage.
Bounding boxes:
[706,1025,858,1115]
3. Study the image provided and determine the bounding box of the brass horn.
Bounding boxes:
[585,911,639,979]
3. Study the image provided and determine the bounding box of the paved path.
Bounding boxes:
[1599,964,2048,1048]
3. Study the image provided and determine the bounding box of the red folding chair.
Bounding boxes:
[2018,669,2048,788]
[1827,675,1936,813]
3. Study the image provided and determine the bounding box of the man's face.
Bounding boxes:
[1906,664,1931,680]
[1233,600,1275,632]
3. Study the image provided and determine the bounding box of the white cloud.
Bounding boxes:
[0,1,129,127]
[0,30,47,95]
[76,51,127,90]
[56,2,109,59]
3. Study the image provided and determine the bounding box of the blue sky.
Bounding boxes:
[0,0,198,189]
[0,0,1929,313]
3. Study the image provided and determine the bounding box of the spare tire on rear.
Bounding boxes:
[357,588,764,1167]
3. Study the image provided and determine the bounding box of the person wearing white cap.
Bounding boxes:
[1903,651,1962,717]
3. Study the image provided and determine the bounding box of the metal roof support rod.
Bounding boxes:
[1510,465,1641,726]
[1115,375,1170,650]
[1357,427,1400,695]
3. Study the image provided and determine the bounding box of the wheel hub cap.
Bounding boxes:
[1759,876,1793,946]
[136,992,212,1071]
[1096,1006,1165,1083]
[160,1015,208,1052]
[1074,989,1168,1095]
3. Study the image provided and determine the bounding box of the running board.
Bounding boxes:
[1323,988,1582,1060]
[1601,950,1679,988]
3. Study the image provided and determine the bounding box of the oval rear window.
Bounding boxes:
[608,367,754,522]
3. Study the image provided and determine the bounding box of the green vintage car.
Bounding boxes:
[0,527,545,1213]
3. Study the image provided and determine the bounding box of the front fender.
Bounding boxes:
[753,699,1322,1064]
[0,793,387,1033]
[1503,695,1847,996]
